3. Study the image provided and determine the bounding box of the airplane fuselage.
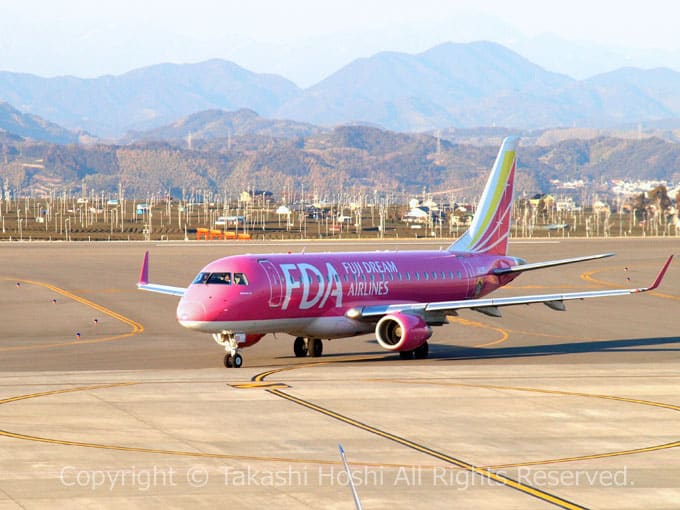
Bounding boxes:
[176,250,523,338]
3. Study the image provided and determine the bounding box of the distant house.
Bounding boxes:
[592,200,611,215]
[215,215,245,226]
[421,198,439,211]
[529,193,555,209]
[555,197,576,212]
[450,213,472,227]
[403,207,430,224]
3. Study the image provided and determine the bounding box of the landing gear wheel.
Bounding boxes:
[414,341,429,359]
[294,337,308,357]
[232,353,243,368]
[224,354,233,368]
[399,350,414,360]
[308,338,323,357]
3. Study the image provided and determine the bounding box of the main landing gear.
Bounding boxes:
[293,337,323,358]
[398,341,429,360]
[213,333,243,369]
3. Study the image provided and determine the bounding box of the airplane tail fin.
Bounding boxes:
[449,136,519,255]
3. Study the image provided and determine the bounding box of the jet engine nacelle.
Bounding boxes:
[375,313,432,352]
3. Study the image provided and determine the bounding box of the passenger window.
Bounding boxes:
[207,272,231,285]
[406,273,411,281]
[415,273,420,281]
[441,271,446,279]
[457,271,462,279]
[423,272,429,281]
[343,274,348,282]
[233,272,248,285]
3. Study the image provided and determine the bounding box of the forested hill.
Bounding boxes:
[0,102,80,144]
[2,124,680,198]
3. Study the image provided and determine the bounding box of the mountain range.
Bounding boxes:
[0,102,80,144]
[4,41,680,140]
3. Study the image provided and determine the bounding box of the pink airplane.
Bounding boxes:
[138,137,672,368]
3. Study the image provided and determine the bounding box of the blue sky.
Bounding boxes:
[2,0,679,85]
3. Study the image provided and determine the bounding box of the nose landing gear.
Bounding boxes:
[213,332,244,368]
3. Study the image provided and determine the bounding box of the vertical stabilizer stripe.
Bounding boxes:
[449,136,518,255]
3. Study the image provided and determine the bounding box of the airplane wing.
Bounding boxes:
[346,255,673,320]
[136,251,186,297]
[493,252,614,275]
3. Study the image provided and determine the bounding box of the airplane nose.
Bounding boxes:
[176,300,207,322]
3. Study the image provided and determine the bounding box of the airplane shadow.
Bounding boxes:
[428,336,680,362]
[272,336,680,365]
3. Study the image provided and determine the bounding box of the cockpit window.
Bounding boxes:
[207,272,232,284]
[192,272,210,284]
[193,272,233,284]
[192,271,246,285]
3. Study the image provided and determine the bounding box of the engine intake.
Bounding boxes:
[375,312,432,352]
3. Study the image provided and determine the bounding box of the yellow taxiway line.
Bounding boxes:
[260,376,587,509]
[0,278,144,352]
[369,378,680,469]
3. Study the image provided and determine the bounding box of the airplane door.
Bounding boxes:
[259,259,284,307]
[460,257,475,297]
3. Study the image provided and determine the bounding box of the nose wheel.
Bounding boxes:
[214,332,244,368]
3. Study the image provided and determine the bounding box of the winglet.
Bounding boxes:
[646,255,673,291]
[138,251,149,286]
